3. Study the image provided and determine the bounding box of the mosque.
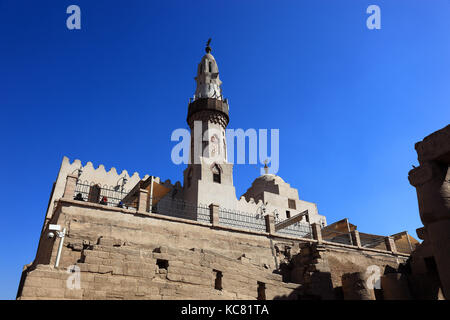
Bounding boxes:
[16,41,446,301]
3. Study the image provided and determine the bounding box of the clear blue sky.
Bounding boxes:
[1,0,449,299]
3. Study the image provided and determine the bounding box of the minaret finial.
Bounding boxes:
[263,160,269,175]
[205,38,212,53]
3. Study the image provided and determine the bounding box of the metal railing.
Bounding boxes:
[150,196,210,224]
[218,208,266,232]
[359,233,387,250]
[73,180,135,209]
[395,241,414,254]
[322,230,353,245]
[275,217,312,239]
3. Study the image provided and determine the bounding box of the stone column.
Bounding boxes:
[209,204,219,226]
[311,223,322,243]
[342,272,376,300]
[63,174,78,199]
[265,214,275,234]
[384,236,397,253]
[350,230,362,248]
[138,189,149,213]
[381,273,412,300]
[408,125,450,299]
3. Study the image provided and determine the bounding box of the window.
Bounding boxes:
[286,211,291,219]
[212,164,221,184]
[257,282,266,300]
[214,270,223,290]
[288,199,296,210]
[156,259,169,272]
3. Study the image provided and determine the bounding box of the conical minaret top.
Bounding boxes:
[194,39,223,100]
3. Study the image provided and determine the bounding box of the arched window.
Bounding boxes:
[212,164,221,184]
[210,134,219,157]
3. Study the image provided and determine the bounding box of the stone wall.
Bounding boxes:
[17,199,409,300]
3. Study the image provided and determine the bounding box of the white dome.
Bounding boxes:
[255,174,285,184]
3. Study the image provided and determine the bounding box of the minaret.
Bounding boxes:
[183,40,237,209]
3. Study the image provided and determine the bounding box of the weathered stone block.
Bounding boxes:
[64,288,83,299]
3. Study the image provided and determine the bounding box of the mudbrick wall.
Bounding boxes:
[17,199,408,300]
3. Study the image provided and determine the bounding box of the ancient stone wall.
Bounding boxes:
[19,200,300,299]
[18,199,409,300]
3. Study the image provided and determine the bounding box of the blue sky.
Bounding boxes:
[1,0,449,299]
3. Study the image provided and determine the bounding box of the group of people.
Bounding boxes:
[74,192,127,209]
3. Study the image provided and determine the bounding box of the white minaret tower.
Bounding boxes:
[194,39,223,101]
[183,40,237,209]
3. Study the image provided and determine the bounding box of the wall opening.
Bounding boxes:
[156,259,169,271]
[257,281,266,300]
[212,164,221,184]
[286,210,291,219]
[288,199,296,210]
[214,270,223,290]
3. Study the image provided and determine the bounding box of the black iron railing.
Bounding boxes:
[275,217,312,239]
[149,196,210,224]
[73,180,135,209]
[218,207,266,232]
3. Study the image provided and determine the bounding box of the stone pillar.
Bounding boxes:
[381,273,412,300]
[384,236,397,253]
[427,220,450,299]
[265,214,275,234]
[209,204,219,226]
[138,189,149,212]
[408,125,450,299]
[311,223,322,243]
[63,174,78,199]
[351,230,362,248]
[342,272,376,300]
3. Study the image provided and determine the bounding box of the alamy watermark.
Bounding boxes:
[366,265,381,289]
[66,5,81,30]
[366,5,381,30]
[171,121,279,175]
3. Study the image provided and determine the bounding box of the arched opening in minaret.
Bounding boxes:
[212,164,221,184]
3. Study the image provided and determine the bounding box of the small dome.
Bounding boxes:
[242,173,292,200]
[254,174,285,184]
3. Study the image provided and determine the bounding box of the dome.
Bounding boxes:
[254,174,285,184]
[242,173,294,201]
